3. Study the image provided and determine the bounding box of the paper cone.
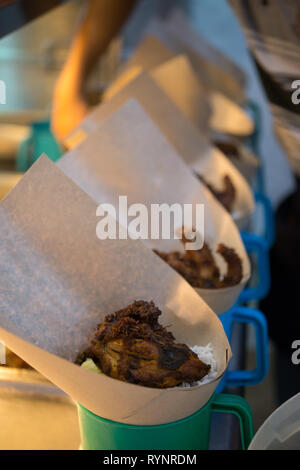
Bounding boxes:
[60,100,251,314]
[116,35,210,132]
[161,10,247,104]
[117,33,253,136]
[151,55,254,137]
[0,155,231,425]
[214,137,261,184]
[66,72,254,229]
[119,35,175,75]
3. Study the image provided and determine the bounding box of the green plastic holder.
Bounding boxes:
[17,121,61,172]
[78,393,253,450]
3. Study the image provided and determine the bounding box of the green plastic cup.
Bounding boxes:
[17,121,61,172]
[78,393,253,450]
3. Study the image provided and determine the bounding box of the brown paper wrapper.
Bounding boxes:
[60,100,251,314]
[0,156,231,425]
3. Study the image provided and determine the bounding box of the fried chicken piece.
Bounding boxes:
[155,243,221,289]
[154,238,243,289]
[77,301,210,388]
[214,141,240,159]
[185,243,221,281]
[217,244,243,287]
[177,230,220,282]
[198,174,236,212]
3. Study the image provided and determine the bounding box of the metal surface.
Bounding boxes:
[0,1,82,114]
[0,0,117,117]
[0,367,80,450]
[271,104,300,177]
[231,0,300,113]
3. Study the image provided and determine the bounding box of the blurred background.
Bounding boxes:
[0,0,299,450]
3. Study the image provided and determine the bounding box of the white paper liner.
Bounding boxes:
[60,99,251,314]
[147,10,246,104]
[151,54,254,137]
[119,28,253,136]
[67,71,254,229]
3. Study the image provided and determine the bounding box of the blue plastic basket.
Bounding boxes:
[217,305,269,392]
[239,232,271,303]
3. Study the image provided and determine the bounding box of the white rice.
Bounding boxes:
[181,343,218,387]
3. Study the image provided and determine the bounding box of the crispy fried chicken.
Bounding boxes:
[198,174,236,212]
[77,301,210,388]
[154,240,243,289]
[214,141,240,159]
[217,244,243,287]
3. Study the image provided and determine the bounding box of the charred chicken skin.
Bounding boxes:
[154,237,243,289]
[77,301,210,388]
[217,244,243,287]
[214,141,240,159]
[198,174,236,213]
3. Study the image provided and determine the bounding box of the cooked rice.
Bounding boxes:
[181,343,218,387]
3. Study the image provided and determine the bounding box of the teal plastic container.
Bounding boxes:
[17,121,61,172]
[78,393,253,450]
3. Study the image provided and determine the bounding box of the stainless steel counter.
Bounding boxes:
[0,367,80,450]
